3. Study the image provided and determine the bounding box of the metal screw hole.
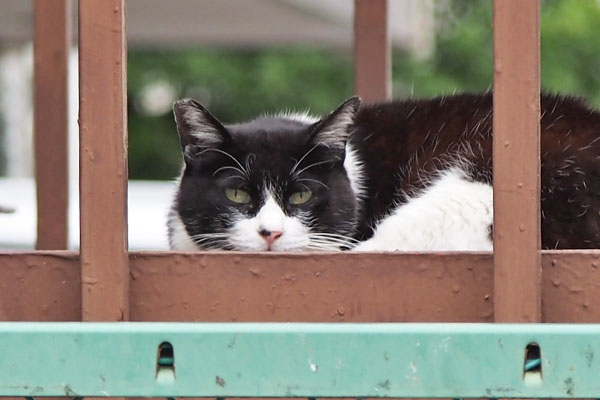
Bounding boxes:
[523,342,542,384]
[157,341,176,381]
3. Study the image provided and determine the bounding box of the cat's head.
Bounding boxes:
[168,97,363,251]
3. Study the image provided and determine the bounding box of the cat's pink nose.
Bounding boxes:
[258,229,283,246]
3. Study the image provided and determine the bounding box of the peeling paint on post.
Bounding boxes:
[493,0,542,323]
[34,0,71,250]
[354,0,391,102]
[78,0,129,321]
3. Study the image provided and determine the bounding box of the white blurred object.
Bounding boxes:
[0,178,174,250]
[138,79,178,116]
[0,44,33,177]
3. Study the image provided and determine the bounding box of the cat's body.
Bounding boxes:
[168,92,600,251]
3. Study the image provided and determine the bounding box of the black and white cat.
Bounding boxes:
[167,93,600,251]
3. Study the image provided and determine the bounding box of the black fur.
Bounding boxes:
[350,92,600,248]
[170,98,359,250]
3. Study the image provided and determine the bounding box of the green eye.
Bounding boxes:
[289,190,312,205]
[225,188,251,204]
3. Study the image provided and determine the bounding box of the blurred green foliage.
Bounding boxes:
[127,49,354,180]
[128,0,600,180]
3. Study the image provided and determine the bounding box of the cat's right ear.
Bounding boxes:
[310,96,361,151]
[173,98,231,159]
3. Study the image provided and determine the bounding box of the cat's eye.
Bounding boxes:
[289,190,312,205]
[225,188,251,204]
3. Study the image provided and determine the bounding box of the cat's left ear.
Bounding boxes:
[310,96,361,151]
[173,98,231,158]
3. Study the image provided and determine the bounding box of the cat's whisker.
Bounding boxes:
[196,241,231,251]
[292,159,335,178]
[307,242,343,249]
[213,165,247,178]
[296,178,330,190]
[308,237,355,248]
[311,232,359,240]
[245,153,256,174]
[170,240,224,250]
[297,182,311,193]
[309,237,355,246]
[305,243,343,251]
[188,232,229,239]
[178,232,231,250]
[189,237,228,245]
[308,243,349,251]
[289,143,320,176]
[220,175,246,185]
[200,148,249,177]
[310,233,360,244]
[308,242,355,251]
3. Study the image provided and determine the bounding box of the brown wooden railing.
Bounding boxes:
[2,0,598,326]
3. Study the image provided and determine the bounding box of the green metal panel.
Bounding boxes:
[0,323,599,398]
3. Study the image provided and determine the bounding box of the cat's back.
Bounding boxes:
[349,93,496,235]
[351,91,600,189]
[349,92,600,248]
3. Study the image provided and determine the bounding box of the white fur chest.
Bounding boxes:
[353,168,494,252]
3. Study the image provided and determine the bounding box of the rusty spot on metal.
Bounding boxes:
[377,379,391,391]
[584,345,594,367]
[283,273,296,282]
[564,377,574,395]
[582,300,590,309]
[552,278,561,287]
[569,286,583,294]
[248,268,261,277]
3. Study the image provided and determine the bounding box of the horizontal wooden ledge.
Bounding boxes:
[1,322,599,398]
[0,251,598,322]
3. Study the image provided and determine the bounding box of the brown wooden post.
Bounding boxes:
[493,0,541,322]
[354,0,391,102]
[33,0,71,250]
[79,0,129,321]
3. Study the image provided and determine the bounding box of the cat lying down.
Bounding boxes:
[167,93,600,251]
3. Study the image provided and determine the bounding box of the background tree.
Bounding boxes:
[128,0,600,180]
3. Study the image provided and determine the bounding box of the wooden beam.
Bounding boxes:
[33,0,71,250]
[0,251,598,323]
[0,251,81,321]
[78,0,129,321]
[493,0,541,322]
[129,252,494,322]
[354,0,391,102]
